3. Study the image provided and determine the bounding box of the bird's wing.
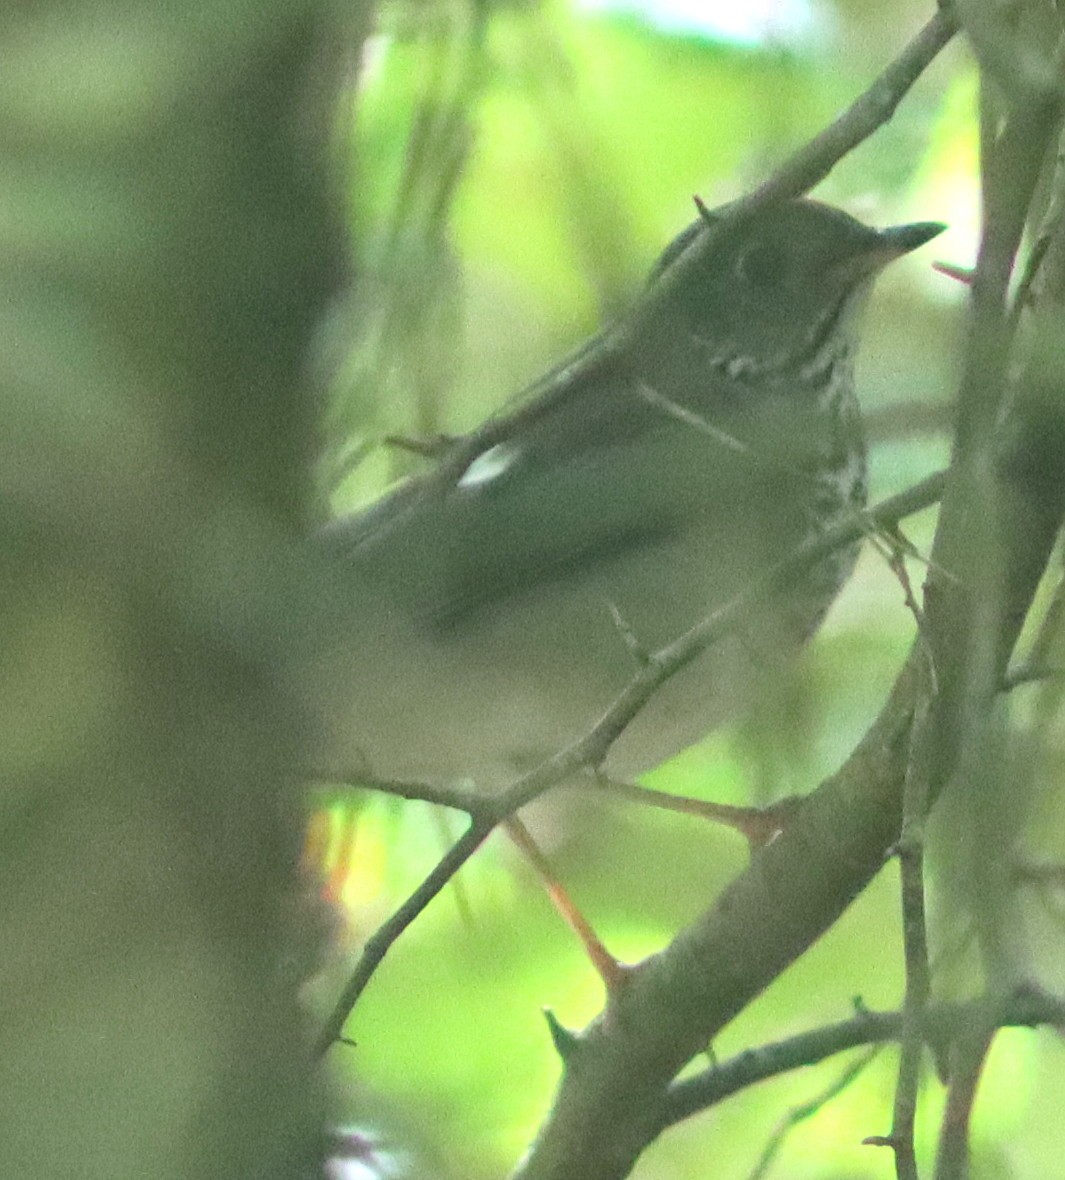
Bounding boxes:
[322,352,740,631]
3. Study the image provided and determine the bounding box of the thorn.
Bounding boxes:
[932,259,974,285]
[862,1134,898,1149]
[543,1008,581,1062]
[607,601,649,665]
[693,194,716,227]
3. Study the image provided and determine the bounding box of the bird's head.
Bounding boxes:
[646,199,944,376]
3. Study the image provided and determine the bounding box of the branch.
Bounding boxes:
[311,770,481,813]
[314,818,492,1056]
[659,990,1065,1129]
[921,0,1065,1012]
[933,1028,994,1180]
[888,665,936,1180]
[745,7,959,206]
[749,1047,881,1180]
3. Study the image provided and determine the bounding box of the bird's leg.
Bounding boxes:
[502,815,629,994]
[593,775,802,851]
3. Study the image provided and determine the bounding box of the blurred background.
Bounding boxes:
[308,1,1065,1177]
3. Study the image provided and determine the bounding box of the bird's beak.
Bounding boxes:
[837,220,946,283]
[877,221,947,261]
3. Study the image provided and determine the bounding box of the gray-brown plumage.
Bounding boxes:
[319,200,943,789]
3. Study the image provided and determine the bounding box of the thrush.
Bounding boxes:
[319,199,942,791]
[316,200,942,984]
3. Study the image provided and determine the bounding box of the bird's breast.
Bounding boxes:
[321,377,868,789]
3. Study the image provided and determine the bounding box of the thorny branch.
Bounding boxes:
[659,989,1065,1130]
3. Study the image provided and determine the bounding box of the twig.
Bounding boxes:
[748,1047,881,1180]
[593,775,801,849]
[504,815,622,989]
[1015,568,1065,687]
[382,432,455,458]
[1009,231,1055,331]
[932,260,975,285]
[314,818,492,1056]
[658,990,1065,1129]
[311,770,482,813]
[743,7,959,206]
[882,529,933,636]
[887,657,936,1180]
[932,1028,994,1180]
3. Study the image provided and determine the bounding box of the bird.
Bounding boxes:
[316,199,943,979]
[319,199,942,782]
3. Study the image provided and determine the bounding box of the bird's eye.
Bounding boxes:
[736,244,784,288]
